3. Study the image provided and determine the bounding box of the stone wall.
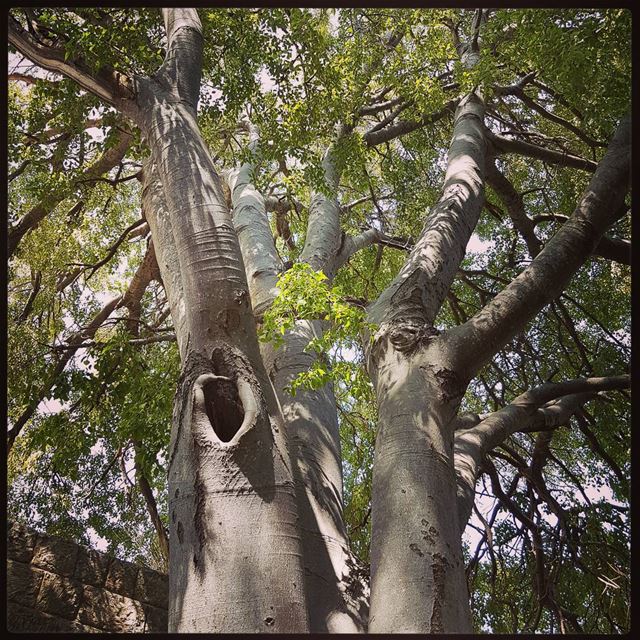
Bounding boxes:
[7,521,168,633]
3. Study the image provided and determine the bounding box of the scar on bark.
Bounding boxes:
[430,553,450,632]
[388,320,441,354]
[422,365,465,402]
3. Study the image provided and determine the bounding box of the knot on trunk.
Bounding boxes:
[432,366,465,403]
[387,320,440,355]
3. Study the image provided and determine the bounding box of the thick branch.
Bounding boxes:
[334,227,413,271]
[368,92,486,329]
[224,128,283,316]
[8,13,133,108]
[487,129,598,172]
[363,99,458,147]
[446,116,630,380]
[141,158,188,360]
[485,162,542,257]
[158,8,203,111]
[532,213,631,266]
[120,242,161,334]
[334,228,381,271]
[454,375,629,531]
[299,126,352,274]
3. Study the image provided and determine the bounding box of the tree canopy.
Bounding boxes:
[7,8,630,633]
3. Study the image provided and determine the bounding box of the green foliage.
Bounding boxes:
[260,263,374,396]
[7,7,631,629]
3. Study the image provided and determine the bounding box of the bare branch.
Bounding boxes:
[454,375,630,530]
[7,295,123,451]
[223,126,283,316]
[532,213,631,266]
[485,161,542,257]
[363,99,458,147]
[487,129,598,172]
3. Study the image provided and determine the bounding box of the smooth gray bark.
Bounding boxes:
[224,138,282,318]
[367,344,472,632]
[262,323,369,632]
[366,88,487,633]
[132,10,309,633]
[299,137,345,276]
[10,7,630,635]
[224,135,368,632]
[141,159,189,360]
[368,92,486,329]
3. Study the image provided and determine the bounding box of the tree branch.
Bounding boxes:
[487,129,598,172]
[8,127,132,256]
[8,13,133,108]
[454,375,630,530]
[363,99,458,147]
[7,295,123,451]
[157,8,204,111]
[134,440,170,569]
[368,92,486,330]
[532,213,631,266]
[510,86,605,148]
[299,124,353,275]
[485,161,542,257]
[446,116,630,380]
[140,158,188,360]
[223,125,283,316]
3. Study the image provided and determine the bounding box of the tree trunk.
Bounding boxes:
[224,122,368,631]
[365,86,486,633]
[367,340,472,632]
[128,10,309,632]
[262,321,369,632]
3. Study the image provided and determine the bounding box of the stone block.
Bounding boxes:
[144,604,168,633]
[78,584,146,632]
[31,534,79,577]
[36,571,82,620]
[136,566,169,608]
[8,601,102,633]
[7,521,38,562]
[75,545,112,587]
[7,560,44,606]
[105,557,139,597]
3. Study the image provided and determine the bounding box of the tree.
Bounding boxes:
[7,7,631,634]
